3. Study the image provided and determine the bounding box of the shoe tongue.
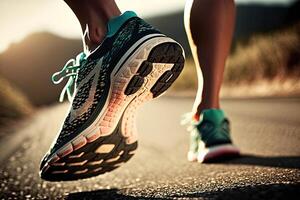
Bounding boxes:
[107,11,137,37]
[200,109,225,125]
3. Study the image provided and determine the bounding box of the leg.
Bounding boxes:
[184,0,239,163]
[64,0,121,52]
[184,0,235,116]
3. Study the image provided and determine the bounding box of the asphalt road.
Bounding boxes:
[0,97,300,199]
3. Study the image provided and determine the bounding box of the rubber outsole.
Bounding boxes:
[40,37,185,181]
[42,119,137,181]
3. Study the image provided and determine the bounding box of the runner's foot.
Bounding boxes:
[186,109,240,163]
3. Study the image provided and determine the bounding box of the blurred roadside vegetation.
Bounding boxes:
[226,22,300,83]
[172,21,300,96]
[0,76,33,129]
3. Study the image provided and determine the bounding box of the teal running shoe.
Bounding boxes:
[40,11,185,181]
[185,109,240,163]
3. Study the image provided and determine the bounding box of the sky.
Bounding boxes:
[0,0,296,53]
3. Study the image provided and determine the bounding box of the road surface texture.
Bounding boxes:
[0,97,300,199]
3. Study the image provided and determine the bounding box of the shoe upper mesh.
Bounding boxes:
[51,18,159,152]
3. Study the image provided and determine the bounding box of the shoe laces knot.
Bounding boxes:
[52,52,86,102]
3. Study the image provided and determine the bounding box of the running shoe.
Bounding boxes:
[185,109,240,163]
[40,11,185,181]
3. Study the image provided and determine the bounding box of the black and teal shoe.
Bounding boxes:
[40,11,185,181]
[186,109,240,163]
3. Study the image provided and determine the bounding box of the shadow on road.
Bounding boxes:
[207,154,300,169]
[66,183,300,200]
[171,183,300,199]
[66,188,164,200]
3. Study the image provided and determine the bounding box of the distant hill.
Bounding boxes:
[0,32,82,105]
[234,2,299,38]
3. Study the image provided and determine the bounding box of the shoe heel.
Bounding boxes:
[124,41,185,98]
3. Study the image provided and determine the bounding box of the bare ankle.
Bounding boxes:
[86,1,121,50]
[195,102,220,117]
[82,23,106,53]
[65,0,121,52]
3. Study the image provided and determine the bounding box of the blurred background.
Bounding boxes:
[0,0,299,129]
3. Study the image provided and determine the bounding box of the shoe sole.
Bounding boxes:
[197,144,240,163]
[40,36,185,181]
